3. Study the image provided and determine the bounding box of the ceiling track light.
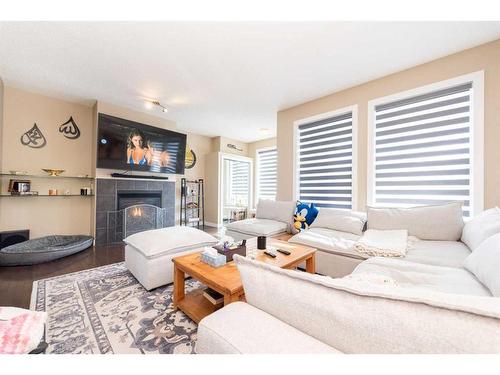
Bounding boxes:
[148,100,168,113]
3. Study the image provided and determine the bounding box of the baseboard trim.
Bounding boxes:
[205,221,222,228]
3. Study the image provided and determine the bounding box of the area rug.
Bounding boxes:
[30,262,200,354]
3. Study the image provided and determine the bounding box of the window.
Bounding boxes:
[225,159,250,207]
[296,108,355,209]
[256,147,277,201]
[368,73,484,217]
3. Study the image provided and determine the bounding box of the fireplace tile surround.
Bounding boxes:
[95,178,175,245]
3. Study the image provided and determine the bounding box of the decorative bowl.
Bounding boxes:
[42,168,65,177]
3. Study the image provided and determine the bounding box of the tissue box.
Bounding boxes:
[201,252,227,268]
[212,244,247,262]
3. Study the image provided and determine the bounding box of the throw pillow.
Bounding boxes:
[463,232,500,297]
[461,207,500,251]
[293,201,319,232]
[310,207,367,235]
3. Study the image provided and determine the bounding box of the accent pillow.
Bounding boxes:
[255,199,296,224]
[461,207,500,251]
[463,233,500,297]
[293,201,319,232]
[123,226,218,259]
[310,207,367,235]
[367,202,464,241]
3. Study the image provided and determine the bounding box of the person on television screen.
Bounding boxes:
[126,129,153,166]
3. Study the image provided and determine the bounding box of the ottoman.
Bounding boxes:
[124,226,218,290]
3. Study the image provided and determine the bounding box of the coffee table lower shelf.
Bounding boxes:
[176,289,220,323]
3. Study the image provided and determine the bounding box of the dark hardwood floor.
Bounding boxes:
[0,226,219,309]
[0,244,125,309]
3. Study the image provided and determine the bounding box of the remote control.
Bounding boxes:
[264,251,276,258]
[276,249,291,255]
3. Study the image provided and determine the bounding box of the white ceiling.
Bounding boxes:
[1,22,499,142]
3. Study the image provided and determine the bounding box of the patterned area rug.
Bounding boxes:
[30,262,200,354]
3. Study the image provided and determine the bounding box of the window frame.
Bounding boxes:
[367,71,484,216]
[293,104,358,210]
[255,146,277,203]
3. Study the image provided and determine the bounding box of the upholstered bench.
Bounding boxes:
[124,226,219,290]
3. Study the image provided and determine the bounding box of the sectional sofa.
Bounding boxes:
[197,202,500,353]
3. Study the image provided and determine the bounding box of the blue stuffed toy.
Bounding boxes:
[293,201,319,232]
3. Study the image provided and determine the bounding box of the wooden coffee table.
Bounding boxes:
[172,237,316,323]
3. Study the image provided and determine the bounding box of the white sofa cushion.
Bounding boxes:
[461,207,500,251]
[226,218,287,237]
[234,254,500,353]
[405,239,471,268]
[255,199,295,224]
[464,233,500,297]
[310,208,366,235]
[196,302,339,354]
[353,257,491,297]
[288,227,364,259]
[367,202,464,241]
[123,226,218,259]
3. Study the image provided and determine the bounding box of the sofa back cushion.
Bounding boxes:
[461,207,500,251]
[234,255,500,353]
[256,199,295,224]
[464,233,500,297]
[310,208,366,235]
[367,202,464,241]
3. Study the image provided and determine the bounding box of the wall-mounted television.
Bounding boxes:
[97,113,187,175]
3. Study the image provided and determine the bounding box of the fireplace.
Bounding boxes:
[95,178,175,245]
[117,190,162,210]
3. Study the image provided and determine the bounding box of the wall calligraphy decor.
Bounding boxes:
[185,145,197,169]
[20,123,47,148]
[59,116,81,139]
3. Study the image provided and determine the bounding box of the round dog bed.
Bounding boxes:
[0,235,94,266]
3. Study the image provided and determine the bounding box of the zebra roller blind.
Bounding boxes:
[257,148,277,201]
[373,82,473,216]
[297,111,353,209]
[229,160,250,205]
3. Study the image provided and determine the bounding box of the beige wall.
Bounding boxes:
[247,137,277,206]
[0,86,95,237]
[277,38,500,211]
[204,152,221,225]
[212,136,249,156]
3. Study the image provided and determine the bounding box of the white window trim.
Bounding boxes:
[367,71,484,216]
[255,146,277,204]
[293,104,358,210]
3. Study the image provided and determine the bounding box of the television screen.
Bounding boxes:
[97,113,187,174]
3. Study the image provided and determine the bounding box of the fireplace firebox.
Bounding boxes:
[117,190,162,210]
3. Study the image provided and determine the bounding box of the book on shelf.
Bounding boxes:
[203,288,224,305]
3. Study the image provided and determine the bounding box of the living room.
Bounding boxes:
[1,1,500,372]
